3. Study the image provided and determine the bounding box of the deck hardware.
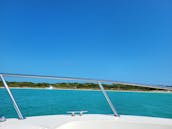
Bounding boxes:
[0,115,6,122]
[67,111,76,116]
[67,111,88,116]
[79,111,88,116]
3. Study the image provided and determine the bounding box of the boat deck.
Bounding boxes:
[1,114,172,129]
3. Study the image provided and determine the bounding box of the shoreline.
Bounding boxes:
[0,87,171,93]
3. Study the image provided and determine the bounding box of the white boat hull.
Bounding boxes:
[1,114,172,129]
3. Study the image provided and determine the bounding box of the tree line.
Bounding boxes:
[0,81,166,91]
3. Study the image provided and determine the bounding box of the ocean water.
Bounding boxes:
[0,88,172,119]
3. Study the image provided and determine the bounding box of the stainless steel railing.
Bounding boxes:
[0,73,120,119]
[0,74,24,120]
[1,73,171,119]
[98,82,119,116]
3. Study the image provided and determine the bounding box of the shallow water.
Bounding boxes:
[0,88,172,118]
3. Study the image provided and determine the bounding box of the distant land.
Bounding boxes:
[0,81,171,91]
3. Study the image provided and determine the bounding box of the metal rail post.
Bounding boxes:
[0,74,24,120]
[98,81,119,117]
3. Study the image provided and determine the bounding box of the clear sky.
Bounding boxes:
[0,0,172,85]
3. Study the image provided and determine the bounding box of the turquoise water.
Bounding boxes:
[0,89,172,119]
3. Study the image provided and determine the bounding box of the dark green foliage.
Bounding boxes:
[0,81,165,91]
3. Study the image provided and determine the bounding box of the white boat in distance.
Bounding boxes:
[46,85,54,90]
[0,73,172,129]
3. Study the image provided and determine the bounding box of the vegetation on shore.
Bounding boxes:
[0,81,167,91]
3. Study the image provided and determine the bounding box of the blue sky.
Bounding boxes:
[0,0,172,85]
